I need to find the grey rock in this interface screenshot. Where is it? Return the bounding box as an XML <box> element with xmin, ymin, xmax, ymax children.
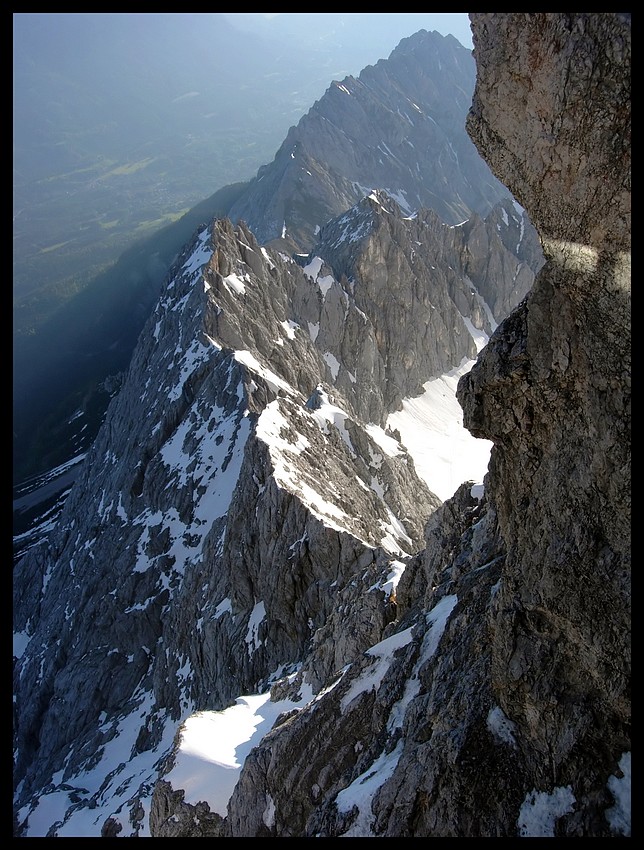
<box><xmin>178</xmin><ymin>13</ymin><xmax>630</xmax><ymax>838</ymax></box>
<box><xmin>16</xmin><ymin>185</ymin><xmax>517</xmax><ymax>833</ymax></box>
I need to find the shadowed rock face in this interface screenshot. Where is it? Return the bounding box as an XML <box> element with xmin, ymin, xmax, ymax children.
<box><xmin>458</xmin><ymin>11</ymin><xmax>630</xmax><ymax>836</ymax></box>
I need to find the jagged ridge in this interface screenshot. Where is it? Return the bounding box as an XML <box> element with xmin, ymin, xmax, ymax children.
<box><xmin>228</xmin><ymin>29</ymin><xmax>510</xmax><ymax>253</ymax></box>
<box><xmin>14</xmin><ymin>15</ymin><xmax>628</xmax><ymax>840</ymax></box>
<box><xmin>14</xmin><ymin>184</ymin><xmax>535</xmax><ymax>833</ymax></box>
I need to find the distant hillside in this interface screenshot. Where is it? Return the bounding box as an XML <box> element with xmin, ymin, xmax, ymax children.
<box><xmin>13</xmin><ymin>181</ymin><xmax>247</xmax><ymax>484</ymax></box>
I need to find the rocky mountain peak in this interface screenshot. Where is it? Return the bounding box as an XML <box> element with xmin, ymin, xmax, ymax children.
<box><xmin>228</xmin><ymin>28</ymin><xmax>510</xmax><ymax>254</ymax></box>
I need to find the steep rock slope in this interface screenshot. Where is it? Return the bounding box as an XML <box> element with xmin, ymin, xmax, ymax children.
<box><xmin>12</xmin><ymin>174</ymin><xmax>538</xmax><ymax>834</ymax></box>
<box><xmin>147</xmin><ymin>13</ymin><xmax>629</xmax><ymax>838</ymax></box>
<box><xmin>15</xmin><ymin>13</ymin><xmax>624</xmax><ymax>838</ymax></box>
<box><xmin>228</xmin><ymin>29</ymin><xmax>510</xmax><ymax>253</ymax></box>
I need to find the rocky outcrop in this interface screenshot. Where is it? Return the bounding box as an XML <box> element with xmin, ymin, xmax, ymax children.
<box><xmin>458</xmin><ymin>11</ymin><xmax>631</xmax><ymax>834</ymax></box>
<box><xmin>228</xmin><ymin>29</ymin><xmax>511</xmax><ymax>253</ymax></box>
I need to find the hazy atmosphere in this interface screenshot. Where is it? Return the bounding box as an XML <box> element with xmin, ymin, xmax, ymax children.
<box><xmin>13</xmin><ymin>13</ymin><xmax>473</xmax><ymax>309</ymax></box>
<box><xmin>13</xmin><ymin>13</ymin><xmax>473</xmax><ymax>488</ymax></box>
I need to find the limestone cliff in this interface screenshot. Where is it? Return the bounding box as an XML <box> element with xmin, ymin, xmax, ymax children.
<box><xmin>458</xmin><ymin>12</ymin><xmax>631</xmax><ymax>834</ymax></box>
<box><xmin>13</xmin><ymin>177</ymin><xmax>536</xmax><ymax>835</ymax></box>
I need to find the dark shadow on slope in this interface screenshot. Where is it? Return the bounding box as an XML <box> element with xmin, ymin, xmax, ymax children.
<box><xmin>13</xmin><ymin>181</ymin><xmax>248</xmax><ymax>485</ymax></box>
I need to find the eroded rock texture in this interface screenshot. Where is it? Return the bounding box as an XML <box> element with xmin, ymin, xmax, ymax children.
<box><xmin>228</xmin><ymin>29</ymin><xmax>510</xmax><ymax>253</ymax></box>
<box><xmin>14</xmin><ymin>175</ymin><xmax>535</xmax><ymax>835</ymax></box>
<box><xmin>458</xmin><ymin>12</ymin><xmax>631</xmax><ymax>834</ymax></box>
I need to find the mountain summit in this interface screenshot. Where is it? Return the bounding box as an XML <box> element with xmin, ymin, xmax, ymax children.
<box><xmin>13</xmin><ymin>25</ymin><xmax>535</xmax><ymax>563</ymax></box>
<box><xmin>228</xmin><ymin>29</ymin><xmax>509</xmax><ymax>253</ymax></box>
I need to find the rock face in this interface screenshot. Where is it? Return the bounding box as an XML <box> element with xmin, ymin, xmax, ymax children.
<box><xmin>299</xmin><ymin>190</ymin><xmax>540</xmax><ymax>421</ymax></box>
<box><xmin>458</xmin><ymin>11</ymin><xmax>631</xmax><ymax>834</ymax></box>
<box><xmin>12</xmin><ymin>13</ymin><xmax>629</xmax><ymax>839</ymax></box>
<box><xmin>228</xmin><ymin>29</ymin><xmax>510</xmax><ymax>253</ymax></box>
<box><xmin>13</xmin><ymin>27</ymin><xmax>524</xmax><ymax>568</ymax></box>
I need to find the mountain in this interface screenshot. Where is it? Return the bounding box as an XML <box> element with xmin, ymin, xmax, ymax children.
<box><xmin>16</xmin><ymin>12</ymin><xmax>434</xmax><ymax>307</ymax></box>
<box><xmin>14</xmin><ymin>15</ymin><xmax>475</xmax><ymax>485</ymax></box>
<box><xmin>13</xmin><ymin>13</ymin><xmax>629</xmax><ymax>838</ymax></box>
<box><xmin>13</xmin><ymin>28</ymin><xmax>538</xmax><ymax>556</ymax></box>
<box><xmin>228</xmin><ymin>28</ymin><xmax>507</xmax><ymax>253</ymax></box>
<box><xmin>12</xmin><ymin>186</ymin><xmax>539</xmax><ymax>837</ymax></box>
<box><xmin>12</xmin><ymin>181</ymin><xmax>249</xmax><ymax>482</ymax></box>
<box><xmin>12</xmin><ymin>14</ymin><xmax>474</xmax><ymax>321</ymax></box>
